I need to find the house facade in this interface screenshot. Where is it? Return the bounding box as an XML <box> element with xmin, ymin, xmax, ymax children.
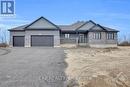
<box><xmin>9</xmin><ymin>16</ymin><xmax>119</xmax><ymax>48</ymax></box>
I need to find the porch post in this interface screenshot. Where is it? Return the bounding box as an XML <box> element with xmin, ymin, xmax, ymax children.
<box><xmin>76</xmin><ymin>31</ymin><xmax>79</xmax><ymax>46</ymax></box>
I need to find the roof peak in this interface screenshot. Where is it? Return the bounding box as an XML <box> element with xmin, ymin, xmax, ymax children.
<box><xmin>24</xmin><ymin>16</ymin><xmax>60</xmax><ymax>29</ymax></box>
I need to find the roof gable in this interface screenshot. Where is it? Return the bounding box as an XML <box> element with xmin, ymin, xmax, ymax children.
<box><xmin>25</xmin><ymin>17</ymin><xmax>59</xmax><ymax>29</ymax></box>
<box><xmin>59</xmin><ymin>21</ymin><xmax>85</xmax><ymax>31</ymax></box>
<box><xmin>77</xmin><ymin>20</ymin><xmax>96</xmax><ymax>31</ymax></box>
<box><xmin>89</xmin><ymin>24</ymin><xmax>106</xmax><ymax>31</ymax></box>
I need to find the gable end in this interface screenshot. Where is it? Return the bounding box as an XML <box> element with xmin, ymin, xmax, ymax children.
<box><xmin>25</xmin><ymin>16</ymin><xmax>60</xmax><ymax>30</ymax></box>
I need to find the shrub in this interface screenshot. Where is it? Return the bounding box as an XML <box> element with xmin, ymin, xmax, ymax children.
<box><xmin>118</xmin><ymin>41</ymin><xmax>130</xmax><ymax>46</ymax></box>
<box><xmin>0</xmin><ymin>43</ymin><xmax>9</xmax><ymax>47</ymax></box>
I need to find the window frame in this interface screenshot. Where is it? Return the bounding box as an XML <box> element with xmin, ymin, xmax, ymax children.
<box><xmin>107</xmin><ymin>32</ymin><xmax>115</xmax><ymax>40</ymax></box>
<box><xmin>93</xmin><ymin>32</ymin><xmax>101</xmax><ymax>40</ymax></box>
<box><xmin>65</xmin><ymin>34</ymin><xmax>70</xmax><ymax>38</ymax></box>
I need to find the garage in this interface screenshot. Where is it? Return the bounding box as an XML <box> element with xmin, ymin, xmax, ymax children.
<box><xmin>31</xmin><ymin>35</ymin><xmax>54</xmax><ymax>47</ymax></box>
<box><xmin>13</xmin><ymin>36</ymin><xmax>25</xmax><ymax>47</ymax></box>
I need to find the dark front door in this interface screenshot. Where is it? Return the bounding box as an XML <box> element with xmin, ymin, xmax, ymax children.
<box><xmin>31</xmin><ymin>35</ymin><xmax>54</xmax><ymax>47</ymax></box>
<box><xmin>13</xmin><ymin>36</ymin><xmax>25</xmax><ymax>47</ymax></box>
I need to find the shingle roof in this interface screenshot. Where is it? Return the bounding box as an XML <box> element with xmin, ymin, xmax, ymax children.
<box><xmin>58</xmin><ymin>25</ymin><xmax>70</xmax><ymax>30</ymax></box>
<box><xmin>89</xmin><ymin>25</ymin><xmax>106</xmax><ymax>31</ymax></box>
<box><xmin>59</xmin><ymin>21</ymin><xmax>118</xmax><ymax>32</ymax></box>
<box><xmin>102</xmin><ymin>26</ymin><xmax>119</xmax><ymax>32</ymax></box>
<box><xmin>9</xmin><ymin>16</ymin><xmax>60</xmax><ymax>31</ymax></box>
<box><xmin>58</xmin><ymin>21</ymin><xmax>85</xmax><ymax>31</ymax></box>
<box><xmin>25</xmin><ymin>16</ymin><xmax>60</xmax><ymax>29</ymax></box>
<box><xmin>87</xmin><ymin>24</ymin><xmax>119</xmax><ymax>32</ymax></box>
<box><xmin>76</xmin><ymin>21</ymin><xmax>95</xmax><ymax>31</ymax></box>
<box><xmin>8</xmin><ymin>24</ymin><xmax>28</xmax><ymax>31</ymax></box>
<box><xmin>9</xmin><ymin>17</ymin><xmax>119</xmax><ymax>32</ymax></box>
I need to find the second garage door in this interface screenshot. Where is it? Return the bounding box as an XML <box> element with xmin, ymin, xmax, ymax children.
<box><xmin>31</xmin><ymin>35</ymin><xmax>54</xmax><ymax>47</ymax></box>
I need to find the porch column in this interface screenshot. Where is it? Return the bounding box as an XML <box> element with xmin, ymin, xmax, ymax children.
<box><xmin>76</xmin><ymin>31</ymin><xmax>79</xmax><ymax>46</ymax></box>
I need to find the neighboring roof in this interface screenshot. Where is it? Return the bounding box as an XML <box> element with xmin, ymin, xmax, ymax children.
<box><xmin>9</xmin><ymin>17</ymin><xmax>119</xmax><ymax>32</ymax></box>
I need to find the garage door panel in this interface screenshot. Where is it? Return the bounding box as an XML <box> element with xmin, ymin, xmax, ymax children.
<box><xmin>31</xmin><ymin>35</ymin><xmax>54</xmax><ymax>46</ymax></box>
<box><xmin>13</xmin><ymin>36</ymin><xmax>25</xmax><ymax>47</ymax></box>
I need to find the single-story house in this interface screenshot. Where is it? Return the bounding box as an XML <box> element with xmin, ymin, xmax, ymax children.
<box><xmin>9</xmin><ymin>16</ymin><xmax>119</xmax><ymax>48</ymax></box>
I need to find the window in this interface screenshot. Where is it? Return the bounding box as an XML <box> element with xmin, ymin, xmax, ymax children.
<box><xmin>65</xmin><ymin>34</ymin><xmax>70</xmax><ymax>38</ymax></box>
<box><xmin>114</xmin><ymin>33</ymin><xmax>117</xmax><ymax>39</ymax></box>
<box><xmin>107</xmin><ymin>33</ymin><xmax>115</xmax><ymax>40</ymax></box>
<box><xmin>93</xmin><ymin>32</ymin><xmax>101</xmax><ymax>39</ymax></box>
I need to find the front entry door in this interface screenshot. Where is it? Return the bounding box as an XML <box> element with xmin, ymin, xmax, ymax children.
<box><xmin>78</xmin><ymin>34</ymin><xmax>86</xmax><ymax>43</ymax></box>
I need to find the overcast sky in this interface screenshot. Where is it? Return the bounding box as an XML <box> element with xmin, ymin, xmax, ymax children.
<box><xmin>0</xmin><ymin>0</ymin><xmax>130</xmax><ymax>39</ymax></box>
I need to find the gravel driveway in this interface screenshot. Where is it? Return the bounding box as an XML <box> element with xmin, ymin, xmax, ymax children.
<box><xmin>0</xmin><ymin>47</ymin><xmax>67</xmax><ymax>87</ymax></box>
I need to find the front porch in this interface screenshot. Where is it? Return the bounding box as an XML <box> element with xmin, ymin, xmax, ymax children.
<box><xmin>60</xmin><ymin>32</ymin><xmax>89</xmax><ymax>46</ymax></box>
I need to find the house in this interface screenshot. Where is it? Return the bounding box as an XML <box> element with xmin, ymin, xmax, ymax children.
<box><xmin>9</xmin><ymin>16</ymin><xmax>119</xmax><ymax>48</ymax></box>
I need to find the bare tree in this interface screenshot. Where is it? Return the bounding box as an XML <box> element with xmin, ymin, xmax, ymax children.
<box><xmin>128</xmin><ymin>33</ymin><xmax>130</xmax><ymax>43</ymax></box>
<box><xmin>123</xmin><ymin>35</ymin><xmax>127</xmax><ymax>41</ymax></box>
<box><xmin>0</xmin><ymin>28</ymin><xmax>1</xmax><ymax>42</ymax></box>
<box><xmin>118</xmin><ymin>37</ymin><xmax>122</xmax><ymax>44</ymax></box>
<box><xmin>0</xmin><ymin>28</ymin><xmax>8</xmax><ymax>43</ymax></box>
<box><xmin>3</xmin><ymin>30</ymin><xmax>7</xmax><ymax>43</ymax></box>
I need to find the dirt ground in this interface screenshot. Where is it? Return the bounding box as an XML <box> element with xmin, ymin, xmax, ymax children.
<box><xmin>64</xmin><ymin>46</ymin><xmax>130</xmax><ymax>87</ymax></box>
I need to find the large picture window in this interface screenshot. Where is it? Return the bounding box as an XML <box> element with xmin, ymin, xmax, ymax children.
<box><xmin>93</xmin><ymin>32</ymin><xmax>101</xmax><ymax>39</ymax></box>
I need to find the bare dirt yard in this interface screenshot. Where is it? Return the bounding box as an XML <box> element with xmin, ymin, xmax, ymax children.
<box><xmin>64</xmin><ymin>46</ymin><xmax>130</xmax><ymax>87</ymax></box>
